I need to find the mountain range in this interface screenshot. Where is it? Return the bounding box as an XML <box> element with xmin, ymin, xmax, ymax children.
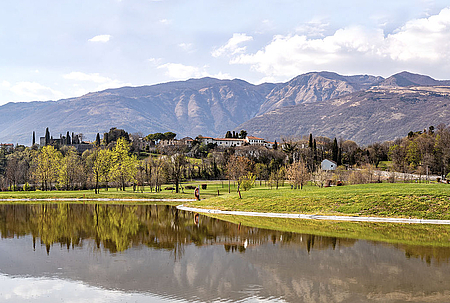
<box><xmin>1</xmin><ymin>71</ymin><xmax>450</xmax><ymax>146</ymax></box>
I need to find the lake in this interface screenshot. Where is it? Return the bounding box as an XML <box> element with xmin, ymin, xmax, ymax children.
<box><xmin>0</xmin><ymin>204</ymin><xmax>449</xmax><ymax>302</ymax></box>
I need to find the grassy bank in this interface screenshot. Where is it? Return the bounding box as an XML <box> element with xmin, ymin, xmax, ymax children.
<box><xmin>3</xmin><ymin>182</ymin><xmax>450</xmax><ymax>220</ymax></box>
<box><xmin>206</xmin><ymin>214</ymin><xmax>450</xmax><ymax>247</ymax></box>
<box><xmin>188</xmin><ymin>182</ymin><xmax>450</xmax><ymax>220</ymax></box>
<box><xmin>0</xmin><ymin>180</ymin><xmax>230</xmax><ymax>201</ymax></box>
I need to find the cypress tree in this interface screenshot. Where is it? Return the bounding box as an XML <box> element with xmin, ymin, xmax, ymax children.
<box><xmin>332</xmin><ymin>138</ymin><xmax>338</xmax><ymax>163</ymax></box>
<box><xmin>66</xmin><ymin>131</ymin><xmax>71</xmax><ymax>145</ymax></box>
<box><xmin>45</xmin><ymin>128</ymin><xmax>50</xmax><ymax>145</ymax></box>
<box><xmin>273</xmin><ymin>140</ymin><xmax>278</xmax><ymax>150</ymax></box>
<box><xmin>309</xmin><ymin>133</ymin><xmax>313</xmax><ymax>150</ymax></box>
<box><xmin>32</xmin><ymin>131</ymin><xmax>36</xmax><ymax>146</ymax></box>
<box><xmin>95</xmin><ymin>133</ymin><xmax>101</xmax><ymax>146</ymax></box>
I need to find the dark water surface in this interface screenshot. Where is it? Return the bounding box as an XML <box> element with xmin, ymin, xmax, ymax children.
<box><xmin>0</xmin><ymin>204</ymin><xmax>449</xmax><ymax>302</ymax></box>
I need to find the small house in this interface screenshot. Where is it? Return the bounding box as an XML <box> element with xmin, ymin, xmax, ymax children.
<box><xmin>321</xmin><ymin>159</ymin><xmax>337</xmax><ymax>171</ymax></box>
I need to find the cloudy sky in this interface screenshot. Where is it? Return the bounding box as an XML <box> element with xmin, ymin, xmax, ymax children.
<box><xmin>0</xmin><ymin>0</ymin><xmax>449</xmax><ymax>105</ymax></box>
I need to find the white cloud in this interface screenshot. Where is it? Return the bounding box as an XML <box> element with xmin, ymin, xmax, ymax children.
<box><xmin>147</xmin><ymin>57</ymin><xmax>163</xmax><ymax>65</ymax></box>
<box><xmin>63</xmin><ymin>72</ymin><xmax>130</xmax><ymax>91</ymax></box>
<box><xmin>295</xmin><ymin>19</ymin><xmax>330</xmax><ymax>37</ymax></box>
<box><xmin>159</xmin><ymin>19</ymin><xmax>171</xmax><ymax>25</ymax></box>
<box><xmin>383</xmin><ymin>7</ymin><xmax>450</xmax><ymax>61</ymax></box>
<box><xmin>157</xmin><ymin>63</ymin><xmax>231</xmax><ymax>80</ymax></box>
<box><xmin>227</xmin><ymin>7</ymin><xmax>450</xmax><ymax>80</ymax></box>
<box><xmin>9</xmin><ymin>82</ymin><xmax>65</xmax><ymax>101</ymax></box>
<box><xmin>212</xmin><ymin>33</ymin><xmax>253</xmax><ymax>58</ymax></box>
<box><xmin>88</xmin><ymin>34</ymin><xmax>112</xmax><ymax>42</ymax></box>
<box><xmin>158</xmin><ymin>63</ymin><xmax>205</xmax><ymax>79</ymax></box>
<box><xmin>178</xmin><ymin>43</ymin><xmax>194</xmax><ymax>52</ymax></box>
<box><xmin>64</xmin><ymin>72</ymin><xmax>113</xmax><ymax>83</ymax></box>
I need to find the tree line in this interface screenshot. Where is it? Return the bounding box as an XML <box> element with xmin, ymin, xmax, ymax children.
<box><xmin>1</xmin><ymin>124</ymin><xmax>450</xmax><ymax>192</ymax></box>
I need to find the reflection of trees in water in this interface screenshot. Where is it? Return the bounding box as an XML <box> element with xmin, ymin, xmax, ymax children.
<box><xmin>1</xmin><ymin>204</ymin><xmax>447</xmax><ymax>264</ymax></box>
<box><xmin>401</xmin><ymin>244</ymin><xmax>450</xmax><ymax>266</ymax></box>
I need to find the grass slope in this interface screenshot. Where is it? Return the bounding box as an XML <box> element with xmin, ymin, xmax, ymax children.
<box><xmin>188</xmin><ymin>182</ymin><xmax>450</xmax><ymax>220</ymax></box>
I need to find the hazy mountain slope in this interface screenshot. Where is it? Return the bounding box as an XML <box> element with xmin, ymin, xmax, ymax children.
<box><xmin>238</xmin><ymin>86</ymin><xmax>450</xmax><ymax>145</ymax></box>
<box><xmin>2</xmin><ymin>71</ymin><xmax>450</xmax><ymax>146</ymax></box>
<box><xmin>0</xmin><ymin>78</ymin><xmax>273</xmax><ymax>144</ymax></box>
<box><xmin>257</xmin><ymin>72</ymin><xmax>383</xmax><ymax>115</ymax></box>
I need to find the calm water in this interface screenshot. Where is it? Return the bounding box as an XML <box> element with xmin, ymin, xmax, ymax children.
<box><xmin>0</xmin><ymin>204</ymin><xmax>449</xmax><ymax>302</ymax></box>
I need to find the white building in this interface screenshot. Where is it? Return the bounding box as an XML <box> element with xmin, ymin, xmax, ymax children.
<box><xmin>214</xmin><ymin>138</ymin><xmax>245</xmax><ymax>147</ymax></box>
<box><xmin>197</xmin><ymin>135</ymin><xmax>274</xmax><ymax>148</ymax></box>
<box><xmin>321</xmin><ymin>159</ymin><xmax>337</xmax><ymax>171</ymax></box>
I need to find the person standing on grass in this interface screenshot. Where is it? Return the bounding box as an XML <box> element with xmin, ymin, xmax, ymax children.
<box><xmin>195</xmin><ymin>186</ymin><xmax>200</xmax><ymax>200</ymax></box>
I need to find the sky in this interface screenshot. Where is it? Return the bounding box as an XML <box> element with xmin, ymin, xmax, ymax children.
<box><xmin>0</xmin><ymin>0</ymin><xmax>450</xmax><ymax>106</ymax></box>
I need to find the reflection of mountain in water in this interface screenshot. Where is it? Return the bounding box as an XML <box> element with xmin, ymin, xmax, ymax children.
<box><xmin>0</xmin><ymin>204</ymin><xmax>354</xmax><ymax>256</ymax></box>
<box><xmin>1</xmin><ymin>204</ymin><xmax>450</xmax><ymax>302</ymax></box>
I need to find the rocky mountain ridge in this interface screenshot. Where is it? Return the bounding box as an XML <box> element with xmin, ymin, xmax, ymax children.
<box><xmin>0</xmin><ymin>71</ymin><xmax>449</xmax><ymax>145</ymax></box>
<box><xmin>237</xmin><ymin>85</ymin><xmax>450</xmax><ymax>145</ymax></box>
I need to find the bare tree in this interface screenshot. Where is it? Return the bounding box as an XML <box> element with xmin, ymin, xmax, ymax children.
<box><xmin>286</xmin><ymin>160</ymin><xmax>310</xmax><ymax>189</ymax></box>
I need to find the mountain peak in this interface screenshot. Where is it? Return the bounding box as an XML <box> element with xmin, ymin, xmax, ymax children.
<box><xmin>379</xmin><ymin>71</ymin><xmax>450</xmax><ymax>87</ymax></box>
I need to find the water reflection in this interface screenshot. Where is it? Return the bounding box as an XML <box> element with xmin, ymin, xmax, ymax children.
<box><xmin>0</xmin><ymin>204</ymin><xmax>449</xmax><ymax>302</ymax></box>
<box><xmin>0</xmin><ymin>204</ymin><xmax>355</xmax><ymax>256</ymax></box>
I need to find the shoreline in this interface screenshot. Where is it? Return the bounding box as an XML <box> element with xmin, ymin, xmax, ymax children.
<box><xmin>0</xmin><ymin>198</ymin><xmax>196</xmax><ymax>202</ymax></box>
<box><xmin>2</xmin><ymin>196</ymin><xmax>450</xmax><ymax>225</ymax></box>
<box><xmin>177</xmin><ymin>205</ymin><xmax>450</xmax><ymax>225</ymax></box>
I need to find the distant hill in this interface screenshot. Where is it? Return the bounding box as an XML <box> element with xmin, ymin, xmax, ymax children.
<box><xmin>378</xmin><ymin>71</ymin><xmax>450</xmax><ymax>87</ymax></box>
<box><xmin>237</xmin><ymin>86</ymin><xmax>450</xmax><ymax>145</ymax></box>
<box><xmin>0</xmin><ymin>78</ymin><xmax>275</xmax><ymax>145</ymax></box>
<box><xmin>1</xmin><ymin>71</ymin><xmax>450</xmax><ymax>146</ymax></box>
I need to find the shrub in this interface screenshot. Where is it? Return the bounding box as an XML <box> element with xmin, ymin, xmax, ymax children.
<box><xmin>239</xmin><ymin>172</ymin><xmax>256</xmax><ymax>191</ymax></box>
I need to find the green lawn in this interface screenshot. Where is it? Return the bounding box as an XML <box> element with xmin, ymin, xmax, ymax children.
<box><xmin>0</xmin><ymin>180</ymin><xmax>231</xmax><ymax>201</ymax></box>
<box><xmin>188</xmin><ymin>182</ymin><xmax>450</xmax><ymax>220</ymax></box>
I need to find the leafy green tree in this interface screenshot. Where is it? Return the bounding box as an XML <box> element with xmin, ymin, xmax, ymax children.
<box><xmin>109</xmin><ymin>138</ymin><xmax>137</xmax><ymax>191</ymax></box>
<box><xmin>86</xmin><ymin>148</ymin><xmax>113</xmax><ymax>193</ymax></box>
<box><xmin>33</xmin><ymin>145</ymin><xmax>62</xmax><ymax>190</ymax></box>
<box><xmin>58</xmin><ymin>147</ymin><xmax>82</xmax><ymax>190</ymax></box>
<box><xmin>239</xmin><ymin>130</ymin><xmax>247</xmax><ymax>139</ymax></box>
<box><xmin>239</xmin><ymin>172</ymin><xmax>256</xmax><ymax>191</ymax></box>
<box><xmin>163</xmin><ymin>132</ymin><xmax>177</xmax><ymax>140</ymax></box>
<box><xmin>105</xmin><ymin>127</ymin><xmax>130</xmax><ymax>144</ymax></box>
